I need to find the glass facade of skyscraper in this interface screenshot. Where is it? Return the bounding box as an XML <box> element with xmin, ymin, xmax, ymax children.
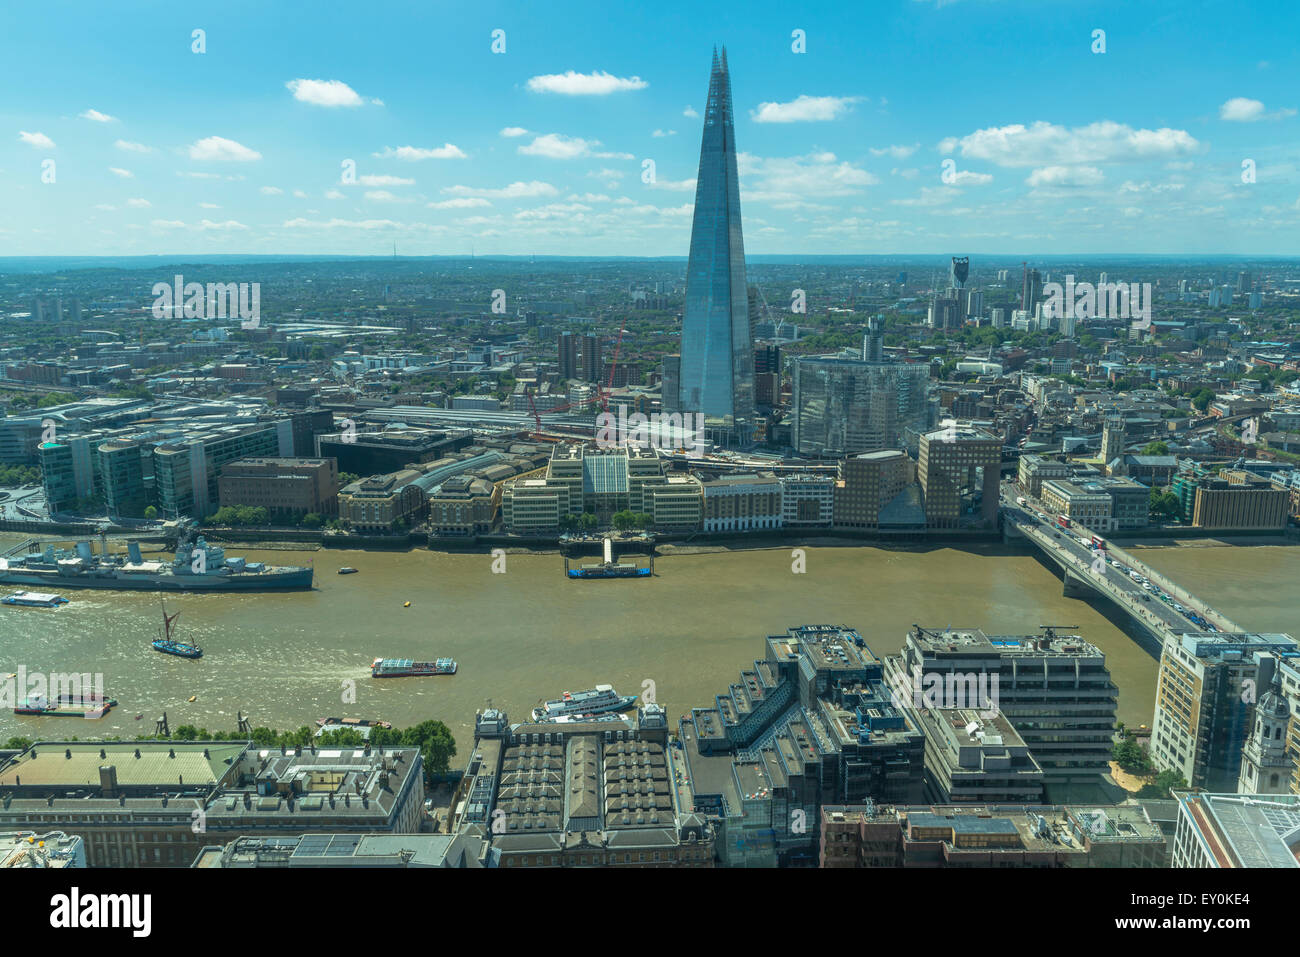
<box><xmin>678</xmin><ymin>48</ymin><xmax>754</xmax><ymax>439</ymax></box>
<box><xmin>791</xmin><ymin>358</ymin><xmax>932</xmax><ymax>457</ymax></box>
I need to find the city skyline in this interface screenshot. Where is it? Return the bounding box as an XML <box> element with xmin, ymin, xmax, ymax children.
<box><xmin>1</xmin><ymin>0</ymin><xmax>1298</xmax><ymax>258</ymax></box>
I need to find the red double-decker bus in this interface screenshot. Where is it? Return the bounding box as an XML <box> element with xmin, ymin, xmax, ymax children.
<box><xmin>1055</xmin><ymin>515</ymin><xmax>1070</xmax><ymax>529</ymax></box>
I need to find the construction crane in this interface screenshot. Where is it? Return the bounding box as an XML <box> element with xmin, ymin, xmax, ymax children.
<box><xmin>525</xmin><ymin>315</ymin><xmax>630</xmax><ymax>435</ymax></box>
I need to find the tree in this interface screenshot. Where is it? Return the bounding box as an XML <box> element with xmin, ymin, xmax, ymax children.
<box><xmin>1113</xmin><ymin>736</ymin><xmax>1153</xmax><ymax>775</ymax></box>
<box><xmin>144</xmin><ymin>505</ymin><xmax>158</xmax><ymax>520</ymax></box>
<box><xmin>300</xmin><ymin>512</ymin><xmax>323</xmax><ymax>529</ymax></box>
<box><xmin>1137</xmin><ymin>769</ymin><xmax>1188</xmax><ymax>799</ymax></box>
<box><xmin>1140</xmin><ymin>441</ymin><xmax>1169</xmax><ymax>456</ymax></box>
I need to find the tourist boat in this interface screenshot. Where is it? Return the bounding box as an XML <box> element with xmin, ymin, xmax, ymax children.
<box><xmin>531</xmin><ymin>684</ymin><xmax>638</xmax><ymax>723</ymax></box>
<box><xmin>370</xmin><ymin>657</ymin><xmax>456</xmax><ymax>678</ymax></box>
<box><xmin>14</xmin><ymin>693</ymin><xmax>117</xmax><ymax>718</ymax></box>
<box><xmin>2</xmin><ymin>591</ymin><xmax>69</xmax><ymax>608</ymax></box>
<box><xmin>316</xmin><ymin>716</ymin><xmax>393</xmax><ymax>729</ymax></box>
<box><xmin>151</xmin><ymin>605</ymin><xmax>203</xmax><ymax>659</ymax></box>
<box><xmin>337</xmin><ymin>567</ymin><xmax>359</xmax><ymax>575</ymax></box>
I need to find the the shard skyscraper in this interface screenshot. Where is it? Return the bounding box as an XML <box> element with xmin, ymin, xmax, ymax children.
<box><xmin>678</xmin><ymin>47</ymin><xmax>754</xmax><ymax>445</ymax></box>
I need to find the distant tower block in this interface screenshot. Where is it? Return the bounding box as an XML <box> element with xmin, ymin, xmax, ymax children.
<box><xmin>950</xmin><ymin>256</ymin><xmax>969</xmax><ymax>289</ymax></box>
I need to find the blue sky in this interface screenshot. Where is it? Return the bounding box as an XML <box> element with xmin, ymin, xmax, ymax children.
<box><xmin>2</xmin><ymin>0</ymin><xmax>1298</xmax><ymax>256</ymax></box>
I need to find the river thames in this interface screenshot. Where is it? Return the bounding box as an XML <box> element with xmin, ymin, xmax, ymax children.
<box><xmin>2</xmin><ymin>538</ymin><xmax>1297</xmax><ymax>754</ymax></box>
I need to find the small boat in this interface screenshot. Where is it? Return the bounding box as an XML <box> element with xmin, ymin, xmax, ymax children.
<box><xmin>371</xmin><ymin>657</ymin><xmax>456</xmax><ymax>678</ymax></box>
<box><xmin>337</xmin><ymin>567</ymin><xmax>359</xmax><ymax>575</ymax></box>
<box><xmin>3</xmin><ymin>591</ymin><xmax>69</xmax><ymax>608</ymax></box>
<box><xmin>135</xmin><ymin>713</ymin><xmax>143</xmax><ymax>720</ymax></box>
<box><xmin>14</xmin><ymin>693</ymin><xmax>117</xmax><ymax>718</ymax></box>
<box><xmin>151</xmin><ymin>603</ymin><xmax>203</xmax><ymax>659</ymax></box>
<box><xmin>316</xmin><ymin>716</ymin><xmax>393</xmax><ymax>729</ymax></box>
<box><xmin>531</xmin><ymin>684</ymin><xmax>638</xmax><ymax>722</ymax></box>
<box><xmin>187</xmin><ymin>695</ymin><xmax>197</xmax><ymax>702</ymax></box>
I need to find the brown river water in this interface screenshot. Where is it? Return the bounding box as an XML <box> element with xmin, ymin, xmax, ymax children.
<box><xmin>2</xmin><ymin>536</ymin><xmax>1297</xmax><ymax>757</ymax></box>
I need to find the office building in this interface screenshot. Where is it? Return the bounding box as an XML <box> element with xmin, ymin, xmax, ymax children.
<box><xmin>790</xmin><ymin>357</ymin><xmax>931</xmax><ymax>457</ymax></box>
<box><xmin>1171</xmin><ymin>791</ymin><xmax>1300</xmax><ymax>867</ymax></box>
<box><xmin>918</xmin><ymin>425</ymin><xmax>1002</xmax><ymax>529</ymax></box>
<box><xmin>0</xmin><ymin>741</ymin><xmax>424</xmax><ymax>868</ymax></box>
<box><xmin>890</xmin><ymin>625</ymin><xmax>1119</xmax><ymax>786</ymax></box>
<box><xmin>194</xmin><ymin>833</ymin><xmax>486</xmax><ymax>868</ymax></box>
<box><xmin>217</xmin><ymin>457</ymin><xmax>339</xmax><ymax>520</ymax></box>
<box><xmin>700</xmin><ymin>472</ymin><xmax>782</xmax><ymax>532</ymax></box>
<box><xmin>453</xmin><ymin>706</ymin><xmax>714</xmax><ymax>868</ymax></box>
<box><xmin>677</xmin><ymin>48</ymin><xmax>755</xmax><ymax>443</ymax></box>
<box><xmin>1150</xmin><ymin>632</ymin><xmax>1297</xmax><ymax>791</ymax></box>
<box><xmin>832</xmin><ymin>450</ymin><xmax>924</xmax><ymax>531</ymax></box>
<box><xmin>679</xmin><ymin>625</ymin><xmax>926</xmax><ymax>866</ymax></box>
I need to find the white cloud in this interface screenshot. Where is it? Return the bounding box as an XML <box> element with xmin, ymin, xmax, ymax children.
<box><xmin>518</xmin><ymin>133</ymin><xmax>630</xmax><ymax>160</ymax></box>
<box><xmin>281</xmin><ymin>217</ymin><xmax>405</xmax><ymax>230</ymax></box>
<box><xmin>126</xmin><ymin>198</ymin><xmax>151</xmax><ymax>208</ymax></box>
<box><xmin>324</xmin><ymin>189</ymin><xmax>345</xmax><ymax>200</ymax></box>
<box><xmin>199</xmin><ymin>219</ymin><xmax>249</xmax><ymax>230</ymax></box>
<box><xmin>260</xmin><ymin>186</ymin><xmax>283</xmax><ymax>195</ymax></box>
<box><xmin>150</xmin><ymin>219</ymin><xmax>186</xmax><ymax>229</ymax></box>
<box><xmin>188</xmin><ymin>136</ymin><xmax>262</xmax><ymax>161</ymax></box>
<box><xmin>356</xmin><ymin>174</ymin><xmax>415</xmax><ymax>186</ymax></box>
<box><xmin>939</xmin><ymin>120</ymin><xmax>1199</xmax><ymax>167</ymax></box>
<box><xmin>742</xmin><ymin>150</ymin><xmax>878</xmax><ymax>201</ymax></box>
<box><xmin>93</xmin><ymin>204</ymin><xmax>116</xmax><ymax>211</ymax></box>
<box><xmin>649</xmin><ymin>178</ymin><xmax>696</xmax><ymax>192</ymax></box>
<box><xmin>526</xmin><ymin>71</ymin><xmax>648</xmax><ymax>95</ymax></box>
<box><xmin>1219</xmin><ymin>96</ymin><xmax>1295</xmax><ymax>122</ymax></box>
<box><xmin>683</xmin><ymin>106</ymin><xmax>699</xmax><ymax>118</ymax></box>
<box><xmin>948</xmin><ymin>169</ymin><xmax>994</xmax><ymax>185</ymax></box>
<box><xmin>80</xmin><ymin>109</ymin><xmax>116</xmax><ymax>123</ymax></box>
<box><xmin>199</xmin><ymin>202</ymin><xmax>221</xmax><ymax>209</ymax></box>
<box><xmin>499</xmin><ymin>127</ymin><xmax>529</xmax><ymax>138</ymax></box>
<box><xmin>652</xmin><ymin>129</ymin><xmax>676</xmax><ymax>138</ymax></box>
<box><xmin>18</xmin><ymin>131</ymin><xmax>54</xmax><ymax>149</ymax></box>
<box><xmin>751</xmin><ymin>95</ymin><xmax>861</xmax><ymax>123</ymax></box>
<box><xmin>869</xmin><ymin>143</ymin><xmax>919</xmax><ymax>159</ymax></box>
<box><xmin>286</xmin><ymin>78</ymin><xmax>382</xmax><ymax>107</ymax></box>
<box><xmin>293</xmin><ymin>189</ymin><xmax>307</xmax><ymax>198</ymax></box>
<box><xmin>427</xmin><ymin>197</ymin><xmax>492</xmax><ymax>209</ymax></box>
<box><xmin>115</xmin><ymin>139</ymin><xmax>152</xmax><ymax>153</ymax></box>
<box><xmin>1026</xmin><ymin>165</ymin><xmax>1104</xmax><ymax>187</ymax></box>
<box><xmin>373</xmin><ymin>144</ymin><xmax>466</xmax><ymax>160</ymax></box>
<box><xmin>109</xmin><ymin>167</ymin><xmax>133</xmax><ymax>178</ymax></box>
<box><xmin>441</xmin><ymin>181</ymin><xmax>559</xmax><ymax>199</ymax></box>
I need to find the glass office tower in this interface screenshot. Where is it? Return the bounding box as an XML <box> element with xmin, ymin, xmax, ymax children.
<box><xmin>678</xmin><ymin>47</ymin><xmax>754</xmax><ymax>445</ymax></box>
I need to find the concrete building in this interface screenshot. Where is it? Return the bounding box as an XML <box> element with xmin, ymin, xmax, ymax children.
<box><xmin>918</xmin><ymin>425</ymin><xmax>1002</xmax><ymax>529</ymax></box>
<box><xmin>0</xmin><ymin>830</ymin><xmax>85</xmax><ymax>868</ymax></box>
<box><xmin>0</xmin><ymin>741</ymin><xmax>424</xmax><ymax>868</ymax></box>
<box><xmin>217</xmin><ymin>457</ymin><xmax>339</xmax><ymax>520</ymax></box>
<box><xmin>1150</xmin><ymin>632</ymin><xmax>1297</xmax><ymax>791</ymax></box>
<box><xmin>832</xmin><ymin>450</ymin><xmax>922</xmax><ymax>531</ymax></box>
<box><xmin>891</xmin><ymin>625</ymin><xmax>1118</xmax><ymax>787</ymax></box>
<box><xmin>316</xmin><ymin>428</ymin><xmax>472</xmax><ymax>477</ymax></box>
<box><xmin>1192</xmin><ymin>473</ymin><xmax>1290</xmax><ymax>530</ymax></box>
<box><xmin>426</xmin><ymin>474</ymin><xmax>499</xmax><ymax>536</ymax></box>
<box><xmin>194</xmin><ymin>832</ymin><xmax>486</xmax><ymax>868</ymax></box>
<box><xmin>338</xmin><ymin>469</ymin><xmax>427</xmax><ymax>532</ymax></box>
<box><xmin>821</xmin><ymin>802</ymin><xmax>1166</xmax><ymax>868</ymax></box>
<box><xmin>453</xmin><ymin>706</ymin><xmax>714</xmax><ymax>868</ymax></box>
<box><xmin>700</xmin><ymin>472</ymin><xmax>782</xmax><ymax>532</ymax></box>
<box><xmin>1041</xmin><ymin>479</ymin><xmax>1114</xmax><ymax>531</ymax></box>
<box><xmin>500</xmin><ymin>444</ymin><xmax>675</xmax><ymax>532</ymax></box>
<box><xmin>778</xmin><ymin>473</ymin><xmax>835</xmax><ymax>527</ymax></box>
<box><xmin>678</xmin><ymin>625</ymin><xmax>926</xmax><ymax>866</ymax></box>
<box><xmin>911</xmin><ymin>708</ymin><xmax>1045</xmax><ymax>804</ymax></box>
<box><xmin>1171</xmin><ymin>791</ymin><xmax>1300</xmax><ymax>867</ymax></box>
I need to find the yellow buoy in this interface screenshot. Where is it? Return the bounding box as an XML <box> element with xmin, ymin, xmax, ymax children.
<box><xmin>404</xmin><ymin>601</ymin><xmax>411</xmax><ymax>608</ymax></box>
<box><xmin>187</xmin><ymin>695</ymin><xmax>197</xmax><ymax>703</ymax></box>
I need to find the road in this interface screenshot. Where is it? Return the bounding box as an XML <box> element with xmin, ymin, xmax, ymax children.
<box><xmin>999</xmin><ymin>482</ymin><xmax>1242</xmax><ymax>641</ymax></box>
